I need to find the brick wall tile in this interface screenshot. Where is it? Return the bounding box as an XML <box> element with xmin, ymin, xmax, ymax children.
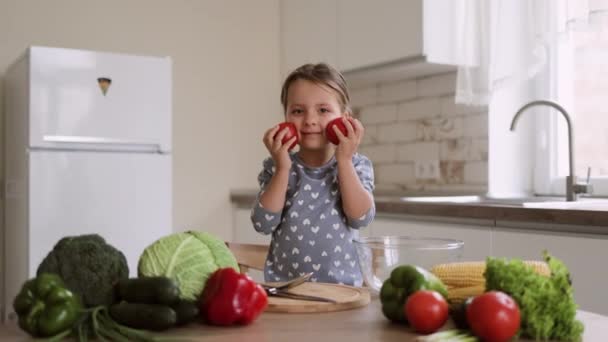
<box><xmin>352</xmin><ymin>72</ymin><xmax>491</xmax><ymax>191</ymax></box>
<box><xmin>416</xmin><ymin>117</ymin><xmax>464</xmax><ymax>141</ymax></box>
<box><xmin>417</xmin><ymin>73</ymin><xmax>457</xmax><ymax>97</ymax></box>
<box><xmin>377</xmin><ymin>122</ymin><xmax>417</xmax><ymax>143</ymax></box>
<box><xmin>361</xmin><ymin>125</ymin><xmax>378</xmax><ymax>146</ymax></box>
<box><xmin>350</xmin><ymin>86</ymin><xmax>377</xmax><ymax>108</ymax></box>
<box><xmin>440</xmin><ymin>160</ymin><xmax>465</xmax><ymax>184</ymax></box>
<box><xmin>463</xmin><ymin>114</ymin><xmax>488</xmax><ymax>138</ymax></box>
<box><xmin>360</xmin><ymin>144</ymin><xmax>396</xmax><ymax>164</ymax></box>
<box><xmin>440</xmin><ymin>138</ymin><xmax>470</xmax><ymax>160</ymax></box>
<box><xmin>440</xmin><ymin>95</ymin><xmax>487</xmax><ymax>116</ymax></box>
<box><xmin>464</xmin><ymin>161</ymin><xmax>488</xmax><ymax>184</ymax></box>
<box><xmin>376</xmin><ymin>163</ymin><xmax>415</xmax><ymax>184</ymax></box>
<box><xmin>439</xmin><ymin>138</ymin><xmax>488</xmax><ymax>161</ymax></box>
<box><xmin>397</xmin><ymin>142</ymin><xmax>440</xmax><ymax>162</ymax></box>
<box><xmin>469</xmin><ymin>138</ymin><xmax>488</xmax><ymax>161</ymax></box>
<box><xmin>359</xmin><ymin>104</ymin><xmax>398</xmax><ymax>125</ymax></box>
<box><xmin>377</xmin><ymin>79</ymin><xmax>417</xmax><ymax>103</ymax></box>
<box><xmin>398</xmin><ymin>97</ymin><xmax>441</xmax><ymax>120</ymax></box>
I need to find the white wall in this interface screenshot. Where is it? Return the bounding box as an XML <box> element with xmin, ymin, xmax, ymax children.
<box><xmin>0</xmin><ymin>0</ymin><xmax>280</xmax><ymax>283</ymax></box>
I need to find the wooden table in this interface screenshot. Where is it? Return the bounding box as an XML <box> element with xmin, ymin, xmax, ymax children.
<box><xmin>2</xmin><ymin>299</ymin><xmax>608</xmax><ymax>341</ymax></box>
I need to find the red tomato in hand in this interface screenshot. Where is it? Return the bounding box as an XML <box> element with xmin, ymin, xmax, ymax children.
<box><xmin>325</xmin><ymin>117</ymin><xmax>351</xmax><ymax>145</ymax></box>
<box><xmin>275</xmin><ymin>122</ymin><xmax>299</xmax><ymax>150</ymax></box>
<box><xmin>466</xmin><ymin>291</ymin><xmax>520</xmax><ymax>342</ymax></box>
<box><xmin>405</xmin><ymin>290</ymin><xmax>449</xmax><ymax>334</ymax></box>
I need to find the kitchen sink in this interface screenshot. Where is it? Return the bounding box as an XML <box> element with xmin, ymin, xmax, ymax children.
<box><xmin>399</xmin><ymin>195</ymin><xmax>608</xmax><ymax>209</ymax></box>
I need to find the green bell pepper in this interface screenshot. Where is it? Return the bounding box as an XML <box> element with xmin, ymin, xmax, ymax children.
<box><xmin>380</xmin><ymin>265</ymin><xmax>448</xmax><ymax>323</ymax></box>
<box><xmin>13</xmin><ymin>273</ymin><xmax>82</xmax><ymax>337</ymax></box>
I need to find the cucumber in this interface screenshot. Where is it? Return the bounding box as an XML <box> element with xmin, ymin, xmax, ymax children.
<box><xmin>109</xmin><ymin>302</ymin><xmax>177</xmax><ymax>331</ymax></box>
<box><xmin>116</xmin><ymin>277</ymin><xmax>180</xmax><ymax>305</ymax></box>
<box><xmin>172</xmin><ymin>300</ymin><xmax>200</xmax><ymax>326</ymax></box>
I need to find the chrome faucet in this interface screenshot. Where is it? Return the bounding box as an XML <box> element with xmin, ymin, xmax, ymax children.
<box><xmin>510</xmin><ymin>100</ymin><xmax>592</xmax><ymax>201</ymax></box>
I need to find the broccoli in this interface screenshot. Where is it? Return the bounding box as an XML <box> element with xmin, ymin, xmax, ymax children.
<box><xmin>37</xmin><ymin>234</ymin><xmax>129</xmax><ymax>307</ymax></box>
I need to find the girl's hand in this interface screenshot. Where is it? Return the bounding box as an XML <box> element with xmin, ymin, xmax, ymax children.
<box><xmin>263</xmin><ymin>124</ymin><xmax>296</xmax><ymax>172</ymax></box>
<box><xmin>333</xmin><ymin>117</ymin><xmax>364</xmax><ymax>163</ymax></box>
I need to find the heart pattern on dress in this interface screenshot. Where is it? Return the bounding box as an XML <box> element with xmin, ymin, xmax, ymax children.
<box><xmin>256</xmin><ymin>155</ymin><xmax>373</xmax><ymax>285</ymax></box>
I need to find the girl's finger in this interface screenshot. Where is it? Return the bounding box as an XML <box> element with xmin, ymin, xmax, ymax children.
<box><xmin>276</xmin><ymin>126</ymin><xmax>290</xmax><ymax>141</ymax></box>
<box><xmin>265</xmin><ymin>125</ymin><xmax>280</xmax><ymax>138</ymax></box>
<box><xmin>264</xmin><ymin>125</ymin><xmax>280</xmax><ymax>145</ymax></box>
<box><xmin>280</xmin><ymin>136</ymin><xmax>297</xmax><ymax>153</ymax></box>
<box><xmin>272</xmin><ymin>128</ymin><xmax>289</xmax><ymax>150</ymax></box>
<box><xmin>333</xmin><ymin>124</ymin><xmax>347</xmax><ymax>142</ymax></box>
<box><xmin>344</xmin><ymin>117</ymin><xmax>356</xmax><ymax>137</ymax></box>
<box><xmin>352</xmin><ymin>118</ymin><xmax>364</xmax><ymax>132</ymax></box>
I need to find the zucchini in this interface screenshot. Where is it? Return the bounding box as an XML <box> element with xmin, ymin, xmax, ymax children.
<box><xmin>116</xmin><ymin>277</ymin><xmax>180</xmax><ymax>305</ymax></box>
<box><xmin>172</xmin><ymin>300</ymin><xmax>200</xmax><ymax>326</ymax></box>
<box><xmin>109</xmin><ymin>302</ymin><xmax>177</xmax><ymax>331</ymax></box>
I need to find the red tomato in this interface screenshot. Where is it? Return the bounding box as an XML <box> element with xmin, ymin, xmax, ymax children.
<box><xmin>325</xmin><ymin>117</ymin><xmax>351</xmax><ymax>145</ymax></box>
<box><xmin>405</xmin><ymin>290</ymin><xmax>449</xmax><ymax>334</ymax></box>
<box><xmin>466</xmin><ymin>291</ymin><xmax>521</xmax><ymax>342</ymax></box>
<box><xmin>275</xmin><ymin>122</ymin><xmax>299</xmax><ymax>150</ymax></box>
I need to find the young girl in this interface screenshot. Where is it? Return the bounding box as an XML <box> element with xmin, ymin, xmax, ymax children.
<box><xmin>250</xmin><ymin>63</ymin><xmax>375</xmax><ymax>286</ymax></box>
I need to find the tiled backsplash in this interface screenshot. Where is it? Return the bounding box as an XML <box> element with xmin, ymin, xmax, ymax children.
<box><xmin>350</xmin><ymin>72</ymin><xmax>489</xmax><ymax>194</ymax></box>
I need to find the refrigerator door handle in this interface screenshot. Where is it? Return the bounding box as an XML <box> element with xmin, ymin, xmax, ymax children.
<box><xmin>42</xmin><ymin>135</ymin><xmax>166</xmax><ymax>153</ymax></box>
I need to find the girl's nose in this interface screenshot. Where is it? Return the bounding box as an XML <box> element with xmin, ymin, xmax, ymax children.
<box><xmin>303</xmin><ymin>113</ymin><xmax>318</xmax><ymax>126</ymax></box>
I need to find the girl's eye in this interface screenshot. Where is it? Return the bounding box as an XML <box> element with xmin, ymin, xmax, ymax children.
<box><xmin>291</xmin><ymin>109</ymin><xmax>303</xmax><ymax>114</ymax></box>
<box><xmin>320</xmin><ymin>108</ymin><xmax>330</xmax><ymax>113</ymax></box>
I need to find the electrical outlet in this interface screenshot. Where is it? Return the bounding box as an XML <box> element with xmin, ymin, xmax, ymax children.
<box><xmin>414</xmin><ymin>160</ymin><xmax>440</xmax><ymax>180</ymax></box>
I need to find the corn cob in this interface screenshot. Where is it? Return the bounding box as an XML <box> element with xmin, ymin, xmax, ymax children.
<box><xmin>445</xmin><ymin>284</ymin><xmax>485</xmax><ymax>305</ymax></box>
<box><xmin>431</xmin><ymin>260</ymin><xmax>551</xmax><ymax>303</ymax></box>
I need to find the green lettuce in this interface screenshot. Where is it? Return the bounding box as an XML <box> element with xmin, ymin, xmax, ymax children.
<box><xmin>138</xmin><ymin>231</ymin><xmax>239</xmax><ymax>300</ymax></box>
<box><xmin>485</xmin><ymin>251</ymin><xmax>583</xmax><ymax>341</ymax></box>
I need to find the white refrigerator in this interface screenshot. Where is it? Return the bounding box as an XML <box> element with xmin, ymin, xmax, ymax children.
<box><xmin>2</xmin><ymin>46</ymin><xmax>173</xmax><ymax>321</ymax></box>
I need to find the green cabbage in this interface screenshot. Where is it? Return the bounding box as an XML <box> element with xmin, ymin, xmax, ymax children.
<box><xmin>137</xmin><ymin>231</ymin><xmax>239</xmax><ymax>300</ymax></box>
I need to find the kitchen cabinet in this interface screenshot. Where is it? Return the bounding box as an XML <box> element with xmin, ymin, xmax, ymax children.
<box><xmin>336</xmin><ymin>0</ymin><xmax>423</xmax><ymax>71</ymax></box>
<box><xmin>493</xmin><ymin>226</ymin><xmax>608</xmax><ymax>316</ymax></box>
<box><xmin>280</xmin><ymin>0</ymin><xmax>457</xmax><ymax>84</ymax></box>
<box><xmin>369</xmin><ymin>215</ymin><xmax>494</xmax><ymax>262</ymax></box>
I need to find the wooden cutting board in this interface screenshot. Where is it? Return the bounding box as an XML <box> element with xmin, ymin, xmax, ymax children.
<box><xmin>265</xmin><ymin>282</ymin><xmax>370</xmax><ymax>313</ymax></box>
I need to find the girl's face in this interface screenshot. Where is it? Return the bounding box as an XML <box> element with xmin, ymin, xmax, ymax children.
<box><xmin>285</xmin><ymin>79</ymin><xmax>346</xmax><ymax>151</ymax></box>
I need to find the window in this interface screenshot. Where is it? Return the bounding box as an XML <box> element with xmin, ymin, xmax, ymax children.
<box><xmin>536</xmin><ymin>13</ymin><xmax>608</xmax><ymax>196</ymax></box>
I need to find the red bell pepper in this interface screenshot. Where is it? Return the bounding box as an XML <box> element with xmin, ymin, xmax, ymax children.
<box><xmin>199</xmin><ymin>267</ymin><xmax>268</xmax><ymax>325</ymax></box>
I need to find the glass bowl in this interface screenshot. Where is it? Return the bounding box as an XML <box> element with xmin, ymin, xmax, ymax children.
<box><xmin>353</xmin><ymin>236</ymin><xmax>464</xmax><ymax>293</ymax></box>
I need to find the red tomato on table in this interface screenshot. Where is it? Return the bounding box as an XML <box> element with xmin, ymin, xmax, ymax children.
<box><xmin>466</xmin><ymin>291</ymin><xmax>521</xmax><ymax>342</ymax></box>
<box><xmin>405</xmin><ymin>290</ymin><xmax>449</xmax><ymax>334</ymax></box>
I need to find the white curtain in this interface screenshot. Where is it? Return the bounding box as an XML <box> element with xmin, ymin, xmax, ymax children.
<box><xmin>453</xmin><ymin>0</ymin><xmax>608</xmax><ymax>106</ymax></box>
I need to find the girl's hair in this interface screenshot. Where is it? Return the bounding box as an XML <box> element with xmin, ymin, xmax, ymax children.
<box><xmin>280</xmin><ymin>63</ymin><xmax>351</xmax><ymax>115</ymax></box>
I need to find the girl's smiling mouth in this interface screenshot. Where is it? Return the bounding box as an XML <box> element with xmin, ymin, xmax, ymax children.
<box><xmin>301</xmin><ymin>132</ymin><xmax>323</xmax><ymax>138</ymax></box>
